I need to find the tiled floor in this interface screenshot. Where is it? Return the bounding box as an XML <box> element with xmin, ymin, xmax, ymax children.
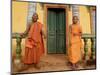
<box><xmin>12</xmin><ymin>54</ymin><xmax>96</xmax><ymax>74</ymax></box>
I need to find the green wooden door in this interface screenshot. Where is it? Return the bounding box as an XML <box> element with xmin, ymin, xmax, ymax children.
<box><xmin>47</xmin><ymin>8</ymin><xmax>66</xmax><ymax>54</ymax></box>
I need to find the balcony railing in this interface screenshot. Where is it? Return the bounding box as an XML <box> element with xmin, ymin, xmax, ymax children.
<box><xmin>82</xmin><ymin>34</ymin><xmax>96</xmax><ymax>60</ymax></box>
<box><xmin>12</xmin><ymin>33</ymin><xmax>96</xmax><ymax>64</ymax></box>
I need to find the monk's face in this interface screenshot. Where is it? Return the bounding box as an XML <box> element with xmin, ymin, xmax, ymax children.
<box><xmin>32</xmin><ymin>13</ymin><xmax>38</xmax><ymax>22</ymax></box>
<box><xmin>73</xmin><ymin>16</ymin><xmax>78</xmax><ymax>24</ymax></box>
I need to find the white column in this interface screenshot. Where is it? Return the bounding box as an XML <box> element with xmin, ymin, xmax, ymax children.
<box><xmin>72</xmin><ymin>5</ymin><xmax>80</xmax><ymax>23</ymax></box>
<box><xmin>27</xmin><ymin>3</ymin><xmax>36</xmax><ymax>24</ymax></box>
<box><xmin>72</xmin><ymin>5</ymin><xmax>79</xmax><ymax>17</ymax></box>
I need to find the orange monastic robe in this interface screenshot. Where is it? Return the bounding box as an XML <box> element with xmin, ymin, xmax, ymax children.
<box><xmin>23</xmin><ymin>22</ymin><xmax>44</xmax><ymax>64</ymax></box>
<box><xmin>68</xmin><ymin>24</ymin><xmax>82</xmax><ymax>64</ymax></box>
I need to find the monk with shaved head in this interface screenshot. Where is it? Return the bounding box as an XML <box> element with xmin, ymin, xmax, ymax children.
<box><xmin>68</xmin><ymin>16</ymin><xmax>82</xmax><ymax>70</ymax></box>
<box><xmin>21</xmin><ymin>13</ymin><xmax>46</xmax><ymax>69</ymax></box>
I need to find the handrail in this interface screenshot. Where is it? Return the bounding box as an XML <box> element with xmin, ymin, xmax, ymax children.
<box><xmin>12</xmin><ymin>33</ymin><xmax>96</xmax><ymax>63</ymax></box>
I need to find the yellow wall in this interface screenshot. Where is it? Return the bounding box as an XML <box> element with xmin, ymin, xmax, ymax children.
<box><xmin>79</xmin><ymin>6</ymin><xmax>91</xmax><ymax>34</ymax></box>
<box><xmin>36</xmin><ymin>3</ymin><xmax>44</xmax><ymax>24</ymax></box>
<box><xmin>12</xmin><ymin>1</ymin><xmax>29</xmax><ymax>56</ymax></box>
<box><xmin>79</xmin><ymin>6</ymin><xmax>92</xmax><ymax>56</ymax></box>
<box><xmin>68</xmin><ymin>7</ymin><xmax>72</xmax><ymax>25</ymax></box>
<box><xmin>12</xmin><ymin>1</ymin><xmax>28</xmax><ymax>32</ymax></box>
<box><xmin>12</xmin><ymin>2</ymin><xmax>92</xmax><ymax>56</ymax></box>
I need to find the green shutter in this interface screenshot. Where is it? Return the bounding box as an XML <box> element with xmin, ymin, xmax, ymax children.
<box><xmin>47</xmin><ymin>8</ymin><xmax>66</xmax><ymax>54</ymax></box>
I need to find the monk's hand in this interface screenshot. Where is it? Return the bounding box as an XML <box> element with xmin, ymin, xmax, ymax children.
<box><xmin>28</xmin><ymin>38</ymin><xmax>32</xmax><ymax>42</ymax></box>
<box><xmin>79</xmin><ymin>32</ymin><xmax>82</xmax><ymax>36</ymax></box>
<box><xmin>20</xmin><ymin>33</ymin><xmax>24</xmax><ymax>37</ymax></box>
<box><xmin>73</xmin><ymin>33</ymin><xmax>81</xmax><ymax>36</ymax></box>
<box><xmin>73</xmin><ymin>33</ymin><xmax>77</xmax><ymax>36</ymax></box>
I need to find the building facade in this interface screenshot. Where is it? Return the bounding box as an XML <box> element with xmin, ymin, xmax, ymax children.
<box><xmin>12</xmin><ymin>1</ymin><xmax>96</xmax><ymax>56</ymax></box>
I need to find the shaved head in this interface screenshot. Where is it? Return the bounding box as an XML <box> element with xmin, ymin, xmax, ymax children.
<box><xmin>73</xmin><ymin>16</ymin><xmax>79</xmax><ymax>24</ymax></box>
<box><xmin>33</xmin><ymin>13</ymin><xmax>38</xmax><ymax>17</ymax></box>
<box><xmin>32</xmin><ymin>13</ymin><xmax>38</xmax><ymax>22</ymax></box>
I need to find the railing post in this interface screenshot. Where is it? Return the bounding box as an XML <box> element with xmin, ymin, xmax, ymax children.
<box><xmin>91</xmin><ymin>37</ymin><xmax>95</xmax><ymax>59</ymax></box>
<box><xmin>82</xmin><ymin>34</ymin><xmax>96</xmax><ymax>65</ymax></box>
<box><xmin>15</xmin><ymin>33</ymin><xmax>22</xmax><ymax>64</ymax></box>
<box><xmin>83</xmin><ymin>38</ymin><xmax>88</xmax><ymax>60</ymax></box>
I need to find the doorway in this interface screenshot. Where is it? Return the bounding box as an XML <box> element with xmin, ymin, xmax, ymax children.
<box><xmin>47</xmin><ymin>8</ymin><xmax>66</xmax><ymax>54</ymax></box>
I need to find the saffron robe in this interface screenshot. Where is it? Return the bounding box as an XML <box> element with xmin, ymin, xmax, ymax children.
<box><xmin>68</xmin><ymin>24</ymin><xmax>82</xmax><ymax>64</ymax></box>
<box><xmin>23</xmin><ymin>22</ymin><xmax>44</xmax><ymax>64</ymax></box>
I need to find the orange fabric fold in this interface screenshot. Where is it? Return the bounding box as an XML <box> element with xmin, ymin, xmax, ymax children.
<box><xmin>23</xmin><ymin>22</ymin><xmax>44</xmax><ymax>64</ymax></box>
<box><xmin>68</xmin><ymin>24</ymin><xmax>82</xmax><ymax>64</ymax></box>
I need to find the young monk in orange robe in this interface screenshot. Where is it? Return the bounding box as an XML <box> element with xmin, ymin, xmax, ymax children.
<box><xmin>21</xmin><ymin>13</ymin><xmax>46</xmax><ymax>69</ymax></box>
<box><xmin>68</xmin><ymin>16</ymin><xmax>82</xmax><ymax>70</ymax></box>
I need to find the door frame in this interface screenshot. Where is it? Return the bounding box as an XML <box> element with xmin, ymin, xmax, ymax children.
<box><xmin>44</xmin><ymin>4</ymin><xmax>69</xmax><ymax>55</ymax></box>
